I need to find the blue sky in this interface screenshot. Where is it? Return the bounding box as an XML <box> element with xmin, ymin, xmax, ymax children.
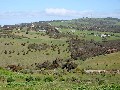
<box><xmin>0</xmin><ymin>0</ymin><xmax>120</xmax><ymax>25</ymax></box>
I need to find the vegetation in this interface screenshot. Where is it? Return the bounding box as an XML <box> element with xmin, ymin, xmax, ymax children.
<box><xmin>0</xmin><ymin>18</ymin><xmax>120</xmax><ymax>89</ymax></box>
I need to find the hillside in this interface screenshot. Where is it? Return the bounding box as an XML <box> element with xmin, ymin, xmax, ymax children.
<box><xmin>79</xmin><ymin>52</ymin><xmax>120</xmax><ymax>70</ymax></box>
<box><xmin>50</xmin><ymin>17</ymin><xmax>120</xmax><ymax>33</ymax></box>
<box><xmin>0</xmin><ymin>18</ymin><xmax>120</xmax><ymax>89</ymax></box>
<box><xmin>0</xmin><ymin>52</ymin><xmax>120</xmax><ymax>90</ymax></box>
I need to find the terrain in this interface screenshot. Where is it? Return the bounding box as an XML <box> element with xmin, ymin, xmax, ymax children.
<box><xmin>0</xmin><ymin>17</ymin><xmax>120</xmax><ymax>90</ymax></box>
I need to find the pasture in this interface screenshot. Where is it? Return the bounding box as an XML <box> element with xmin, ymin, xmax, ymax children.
<box><xmin>0</xmin><ymin>30</ymin><xmax>70</xmax><ymax>67</ymax></box>
<box><xmin>59</xmin><ymin>28</ymin><xmax>120</xmax><ymax>41</ymax></box>
<box><xmin>0</xmin><ymin>28</ymin><xmax>120</xmax><ymax>90</ymax></box>
<box><xmin>0</xmin><ymin>29</ymin><xmax>120</xmax><ymax>67</ymax></box>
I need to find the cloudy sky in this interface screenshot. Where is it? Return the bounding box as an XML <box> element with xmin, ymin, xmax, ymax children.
<box><xmin>0</xmin><ymin>0</ymin><xmax>120</xmax><ymax>25</ymax></box>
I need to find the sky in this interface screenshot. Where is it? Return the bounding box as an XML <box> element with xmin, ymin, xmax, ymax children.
<box><xmin>0</xmin><ymin>0</ymin><xmax>120</xmax><ymax>25</ymax></box>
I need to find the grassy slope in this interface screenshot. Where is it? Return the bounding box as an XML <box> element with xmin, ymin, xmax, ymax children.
<box><xmin>0</xmin><ymin>31</ymin><xmax>70</xmax><ymax>67</ymax></box>
<box><xmin>0</xmin><ymin>30</ymin><xmax>120</xmax><ymax>67</ymax></box>
<box><xmin>0</xmin><ymin>30</ymin><xmax>120</xmax><ymax>89</ymax></box>
<box><xmin>79</xmin><ymin>52</ymin><xmax>120</xmax><ymax>70</ymax></box>
<box><xmin>60</xmin><ymin>28</ymin><xmax>120</xmax><ymax>41</ymax></box>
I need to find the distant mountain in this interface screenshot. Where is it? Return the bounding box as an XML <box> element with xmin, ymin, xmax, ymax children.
<box><xmin>1</xmin><ymin>17</ymin><xmax>120</xmax><ymax>33</ymax></box>
<box><xmin>50</xmin><ymin>17</ymin><xmax>120</xmax><ymax>33</ymax></box>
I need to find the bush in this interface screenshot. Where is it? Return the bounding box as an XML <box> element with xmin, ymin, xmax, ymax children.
<box><xmin>43</xmin><ymin>76</ymin><xmax>54</xmax><ymax>82</ymax></box>
<box><xmin>26</xmin><ymin>76</ymin><xmax>34</xmax><ymax>82</ymax></box>
<box><xmin>34</xmin><ymin>77</ymin><xmax>41</xmax><ymax>81</ymax></box>
<box><xmin>26</xmin><ymin>31</ymin><xmax>29</xmax><ymax>34</ymax></box>
<box><xmin>7</xmin><ymin>77</ymin><xmax>15</xmax><ymax>83</ymax></box>
<box><xmin>98</xmin><ymin>80</ymin><xmax>105</xmax><ymax>85</ymax></box>
<box><xmin>59</xmin><ymin>77</ymin><xmax>66</xmax><ymax>81</ymax></box>
<box><xmin>99</xmin><ymin>84</ymin><xmax>120</xmax><ymax>90</ymax></box>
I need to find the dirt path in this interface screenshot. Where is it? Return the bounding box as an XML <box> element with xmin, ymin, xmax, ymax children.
<box><xmin>84</xmin><ymin>70</ymin><xmax>120</xmax><ymax>74</ymax></box>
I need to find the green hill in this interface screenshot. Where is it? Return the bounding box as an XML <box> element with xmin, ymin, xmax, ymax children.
<box><xmin>79</xmin><ymin>52</ymin><xmax>120</xmax><ymax>70</ymax></box>
<box><xmin>50</xmin><ymin>18</ymin><xmax>120</xmax><ymax>33</ymax></box>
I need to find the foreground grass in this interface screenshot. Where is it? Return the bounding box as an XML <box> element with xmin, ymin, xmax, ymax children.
<box><xmin>0</xmin><ymin>68</ymin><xmax>120</xmax><ymax>90</ymax></box>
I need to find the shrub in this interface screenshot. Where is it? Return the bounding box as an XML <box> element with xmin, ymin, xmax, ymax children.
<box><xmin>7</xmin><ymin>77</ymin><xmax>15</xmax><ymax>83</ymax></box>
<box><xmin>59</xmin><ymin>77</ymin><xmax>65</xmax><ymax>81</ymax></box>
<box><xmin>25</xmin><ymin>76</ymin><xmax>34</xmax><ymax>82</ymax></box>
<box><xmin>62</xmin><ymin>61</ymin><xmax>78</xmax><ymax>71</ymax></box>
<box><xmin>26</xmin><ymin>31</ymin><xmax>29</xmax><ymax>34</ymax></box>
<box><xmin>71</xmin><ymin>76</ymin><xmax>77</xmax><ymax>82</ymax></box>
<box><xmin>43</xmin><ymin>76</ymin><xmax>54</xmax><ymax>82</ymax></box>
<box><xmin>34</xmin><ymin>77</ymin><xmax>41</xmax><ymax>81</ymax></box>
<box><xmin>98</xmin><ymin>80</ymin><xmax>105</xmax><ymax>85</ymax></box>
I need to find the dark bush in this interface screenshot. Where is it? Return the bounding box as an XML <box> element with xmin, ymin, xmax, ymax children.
<box><xmin>25</xmin><ymin>76</ymin><xmax>34</xmax><ymax>82</ymax></box>
<box><xmin>34</xmin><ymin>77</ymin><xmax>41</xmax><ymax>81</ymax></box>
<box><xmin>7</xmin><ymin>77</ymin><xmax>15</xmax><ymax>83</ymax></box>
<box><xmin>43</xmin><ymin>76</ymin><xmax>54</xmax><ymax>82</ymax></box>
<box><xmin>62</xmin><ymin>61</ymin><xmax>78</xmax><ymax>71</ymax></box>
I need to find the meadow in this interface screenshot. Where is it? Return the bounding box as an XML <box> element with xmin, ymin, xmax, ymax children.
<box><xmin>0</xmin><ymin>19</ymin><xmax>120</xmax><ymax>89</ymax></box>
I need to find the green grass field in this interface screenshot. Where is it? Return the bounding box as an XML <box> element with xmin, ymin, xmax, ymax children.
<box><xmin>0</xmin><ymin>30</ymin><xmax>70</xmax><ymax>67</ymax></box>
<box><xmin>59</xmin><ymin>28</ymin><xmax>120</xmax><ymax>41</ymax></box>
<box><xmin>78</xmin><ymin>52</ymin><xmax>120</xmax><ymax>70</ymax></box>
<box><xmin>0</xmin><ymin>29</ymin><xmax>120</xmax><ymax>89</ymax></box>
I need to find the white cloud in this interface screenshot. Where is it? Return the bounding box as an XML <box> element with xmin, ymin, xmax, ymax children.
<box><xmin>0</xmin><ymin>8</ymin><xmax>120</xmax><ymax>25</ymax></box>
<box><xmin>45</xmin><ymin>8</ymin><xmax>78</xmax><ymax>16</ymax></box>
<box><xmin>0</xmin><ymin>11</ymin><xmax>45</xmax><ymax>25</ymax></box>
<box><xmin>45</xmin><ymin>8</ymin><xmax>120</xmax><ymax>19</ymax></box>
<box><xmin>1</xmin><ymin>9</ymin><xmax>119</xmax><ymax>20</ymax></box>
<box><xmin>0</xmin><ymin>11</ymin><xmax>44</xmax><ymax>19</ymax></box>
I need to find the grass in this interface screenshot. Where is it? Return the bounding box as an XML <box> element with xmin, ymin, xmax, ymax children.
<box><xmin>78</xmin><ymin>52</ymin><xmax>120</xmax><ymax>70</ymax></box>
<box><xmin>0</xmin><ymin>30</ymin><xmax>120</xmax><ymax>67</ymax></box>
<box><xmin>60</xmin><ymin>28</ymin><xmax>120</xmax><ymax>41</ymax></box>
<box><xmin>0</xmin><ymin>30</ymin><xmax>120</xmax><ymax>89</ymax></box>
<box><xmin>0</xmin><ymin>31</ymin><xmax>70</xmax><ymax>66</ymax></box>
<box><xmin>0</xmin><ymin>66</ymin><xmax>120</xmax><ymax>90</ymax></box>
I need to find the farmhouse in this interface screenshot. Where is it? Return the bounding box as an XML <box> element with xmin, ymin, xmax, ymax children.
<box><xmin>31</xmin><ymin>24</ymin><xmax>35</xmax><ymax>28</ymax></box>
<box><xmin>71</xmin><ymin>30</ymin><xmax>76</xmax><ymax>32</ymax></box>
<box><xmin>101</xmin><ymin>34</ymin><xmax>111</xmax><ymax>37</ymax></box>
<box><xmin>101</xmin><ymin>34</ymin><xmax>107</xmax><ymax>37</ymax></box>
<box><xmin>38</xmin><ymin>29</ymin><xmax>46</xmax><ymax>32</ymax></box>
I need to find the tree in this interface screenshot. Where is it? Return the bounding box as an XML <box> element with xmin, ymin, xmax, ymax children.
<box><xmin>102</xmin><ymin>37</ymin><xmax>107</xmax><ymax>42</ymax></box>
